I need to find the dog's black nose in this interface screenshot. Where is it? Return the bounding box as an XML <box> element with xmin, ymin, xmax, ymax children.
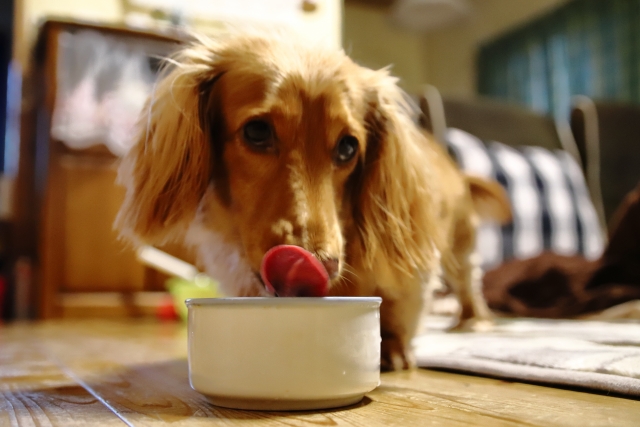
<box><xmin>322</xmin><ymin>258</ymin><xmax>340</xmax><ymax>280</ymax></box>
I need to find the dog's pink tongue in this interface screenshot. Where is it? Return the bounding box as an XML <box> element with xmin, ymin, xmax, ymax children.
<box><xmin>260</xmin><ymin>245</ymin><xmax>329</xmax><ymax>297</ymax></box>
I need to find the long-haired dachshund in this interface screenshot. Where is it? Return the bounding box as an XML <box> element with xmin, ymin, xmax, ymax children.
<box><xmin>116</xmin><ymin>32</ymin><xmax>510</xmax><ymax>370</ymax></box>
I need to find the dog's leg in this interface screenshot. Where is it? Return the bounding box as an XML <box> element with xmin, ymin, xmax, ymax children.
<box><xmin>446</xmin><ymin>251</ymin><xmax>493</xmax><ymax>331</ymax></box>
<box><xmin>377</xmin><ymin>276</ymin><xmax>425</xmax><ymax>371</ymax></box>
<box><xmin>445</xmin><ymin>215</ymin><xmax>494</xmax><ymax>332</ymax></box>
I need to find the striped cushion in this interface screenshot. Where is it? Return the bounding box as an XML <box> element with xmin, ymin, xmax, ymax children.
<box><xmin>445</xmin><ymin>128</ymin><xmax>604</xmax><ymax>269</ymax></box>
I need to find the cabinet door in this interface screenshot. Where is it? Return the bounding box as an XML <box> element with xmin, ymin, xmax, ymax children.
<box><xmin>60</xmin><ymin>156</ymin><xmax>144</xmax><ymax>292</ymax></box>
<box><xmin>35</xmin><ymin>23</ymin><xmax>182</xmax><ymax>318</ymax></box>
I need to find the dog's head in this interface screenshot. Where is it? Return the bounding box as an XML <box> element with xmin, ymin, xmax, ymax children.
<box><xmin>116</xmin><ymin>33</ymin><xmax>438</xmax><ymax>296</ymax></box>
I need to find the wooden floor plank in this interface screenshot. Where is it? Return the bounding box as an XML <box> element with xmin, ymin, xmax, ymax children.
<box><xmin>376</xmin><ymin>370</ymin><xmax>640</xmax><ymax>427</ymax></box>
<box><xmin>0</xmin><ymin>327</ymin><xmax>126</xmax><ymax>426</ymax></box>
<box><xmin>3</xmin><ymin>319</ymin><xmax>639</xmax><ymax>427</ymax></box>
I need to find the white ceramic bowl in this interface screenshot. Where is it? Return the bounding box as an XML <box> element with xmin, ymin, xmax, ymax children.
<box><xmin>186</xmin><ymin>297</ymin><xmax>382</xmax><ymax>411</ymax></box>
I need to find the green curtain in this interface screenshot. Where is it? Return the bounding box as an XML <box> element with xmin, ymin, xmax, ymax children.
<box><xmin>478</xmin><ymin>0</ymin><xmax>640</xmax><ymax>119</ymax></box>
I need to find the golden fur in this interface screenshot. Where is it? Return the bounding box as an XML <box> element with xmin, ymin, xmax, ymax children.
<box><xmin>116</xmin><ymin>33</ymin><xmax>510</xmax><ymax>370</ymax></box>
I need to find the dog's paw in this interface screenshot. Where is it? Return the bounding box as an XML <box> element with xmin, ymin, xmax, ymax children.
<box><xmin>381</xmin><ymin>337</ymin><xmax>416</xmax><ymax>371</ymax></box>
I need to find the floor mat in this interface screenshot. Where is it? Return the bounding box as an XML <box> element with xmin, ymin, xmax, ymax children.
<box><xmin>414</xmin><ymin>317</ymin><xmax>640</xmax><ymax>397</ymax></box>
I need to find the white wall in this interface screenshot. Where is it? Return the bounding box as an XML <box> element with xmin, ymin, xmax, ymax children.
<box><xmin>15</xmin><ymin>0</ymin><xmax>123</xmax><ymax>66</ymax></box>
<box><xmin>344</xmin><ymin>0</ymin><xmax>570</xmax><ymax>97</ymax></box>
<box><xmin>14</xmin><ymin>0</ymin><xmax>342</xmax><ymax>69</ymax></box>
<box><xmin>425</xmin><ymin>0</ymin><xmax>571</xmax><ymax>97</ymax></box>
<box><xmin>343</xmin><ymin>3</ymin><xmax>427</xmax><ymax>93</ymax></box>
<box><xmin>15</xmin><ymin>0</ymin><xmax>569</xmax><ymax>97</ymax></box>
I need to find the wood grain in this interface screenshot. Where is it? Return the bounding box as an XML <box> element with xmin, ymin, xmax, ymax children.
<box><xmin>0</xmin><ymin>326</ymin><xmax>124</xmax><ymax>426</ymax></box>
<box><xmin>39</xmin><ymin>26</ymin><xmax>66</xmax><ymax>319</ymax></box>
<box><xmin>61</xmin><ymin>158</ymin><xmax>144</xmax><ymax>293</ymax></box>
<box><xmin>1</xmin><ymin>319</ymin><xmax>639</xmax><ymax>427</ymax></box>
<box><xmin>59</xmin><ymin>291</ymin><xmax>168</xmax><ymax>318</ymax></box>
<box><xmin>28</xmin><ymin>22</ymin><xmax>181</xmax><ymax>319</ymax></box>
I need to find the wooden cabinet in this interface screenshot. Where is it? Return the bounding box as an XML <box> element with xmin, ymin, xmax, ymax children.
<box><xmin>16</xmin><ymin>21</ymin><xmax>189</xmax><ymax>318</ymax></box>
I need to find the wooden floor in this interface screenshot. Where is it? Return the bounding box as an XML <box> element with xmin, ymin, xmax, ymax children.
<box><xmin>1</xmin><ymin>319</ymin><xmax>639</xmax><ymax>426</ymax></box>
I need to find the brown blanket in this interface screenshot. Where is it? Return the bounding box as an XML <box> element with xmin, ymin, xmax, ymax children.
<box><xmin>483</xmin><ymin>183</ymin><xmax>640</xmax><ymax>318</ymax></box>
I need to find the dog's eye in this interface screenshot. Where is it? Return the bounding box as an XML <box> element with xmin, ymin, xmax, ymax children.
<box><xmin>243</xmin><ymin>120</ymin><xmax>273</xmax><ymax>149</ymax></box>
<box><xmin>334</xmin><ymin>136</ymin><xmax>359</xmax><ymax>165</ymax></box>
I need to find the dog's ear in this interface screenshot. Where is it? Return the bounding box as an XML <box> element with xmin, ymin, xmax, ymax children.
<box><xmin>353</xmin><ymin>71</ymin><xmax>441</xmax><ymax>275</ymax></box>
<box><xmin>115</xmin><ymin>43</ymin><xmax>224</xmax><ymax>245</ymax></box>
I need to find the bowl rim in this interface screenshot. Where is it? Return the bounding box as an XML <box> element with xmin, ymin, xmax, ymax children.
<box><xmin>185</xmin><ymin>297</ymin><xmax>382</xmax><ymax>307</ymax></box>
